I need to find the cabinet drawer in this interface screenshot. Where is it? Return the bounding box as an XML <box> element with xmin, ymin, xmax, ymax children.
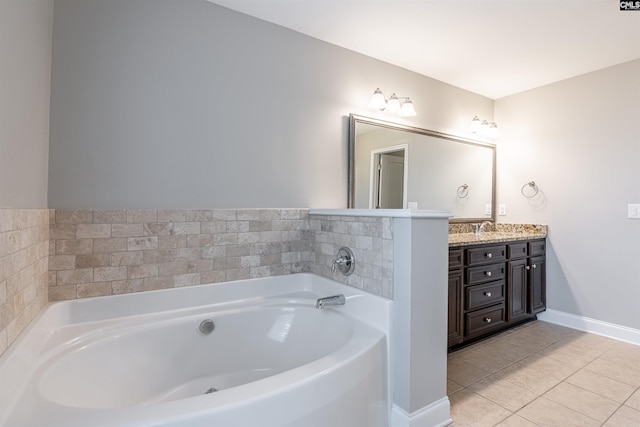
<box><xmin>465</xmin><ymin>280</ymin><xmax>505</xmax><ymax>311</ymax></box>
<box><xmin>529</xmin><ymin>240</ymin><xmax>545</xmax><ymax>256</ymax></box>
<box><xmin>449</xmin><ymin>249</ymin><xmax>463</xmax><ymax>270</ymax></box>
<box><xmin>465</xmin><ymin>304</ymin><xmax>506</xmax><ymax>338</ymax></box>
<box><xmin>466</xmin><ymin>245</ymin><xmax>506</xmax><ymax>266</ymax></box>
<box><xmin>507</xmin><ymin>242</ymin><xmax>528</xmax><ymax>259</ymax></box>
<box><xmin>466</xmin><ymin>263</ymin><xmax>505</xmax><ymax>285</ymax></box>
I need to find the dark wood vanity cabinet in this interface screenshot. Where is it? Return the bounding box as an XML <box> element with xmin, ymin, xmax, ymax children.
<box><xmin>507</xmin><ymin>258</ymin><xmax>529</xmax><ymax>322</ymax></box>
<box><xmin>448</xmin><ymin>249</ymin><xmax>464</xmax><ymax>347</ymax></box>
<box><xmin>529</xmin><ymin>254</ymin><xmax>546</xmax><ymax>314</ymax></box>
<box><xmin>448</xmin><ymin>238</ymin><xmax>546</xmax><ymax>349</ymax></box>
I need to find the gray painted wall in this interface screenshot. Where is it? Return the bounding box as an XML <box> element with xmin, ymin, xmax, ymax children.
<box><xmin>48</xmin><ymin>0</ymin><xmax>493</xmax><ymax>209</ymax></box>
<box><xmin>46</xmin><ymin>1</ymin><xmax>640</xmax><ymax>332</ymax></box>
<box><xmin>495</xmin><ymin>60</ymin><xmax>640</xmax><ymax>330</ymax></box>
<box><xmin>0</xmin><ymin>0</ymin><xmax>53</xmax><ymax>208</ymax></box>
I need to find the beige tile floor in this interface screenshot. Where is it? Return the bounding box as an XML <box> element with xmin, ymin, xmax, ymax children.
<box><xmin>447</xmin><ymin>321</ymin><xmax>640</xmax><ymax>426</ymax></box>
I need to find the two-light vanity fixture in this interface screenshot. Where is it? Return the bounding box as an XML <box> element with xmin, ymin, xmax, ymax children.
<box><xmin>368</xmin><ymin>88</ymin><xmax>417</xmax><ymax>117</ymax></box>
<box><xmin>469</xmin><ymin>116</ymin><xmax>500</xmax><ymax>138</ymax></box>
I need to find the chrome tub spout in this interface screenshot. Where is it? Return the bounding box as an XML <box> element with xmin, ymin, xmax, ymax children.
<box><xmin>316</xmin><ymin>294</ymin><xmax>346</xmax><ymax>309</ymax></box>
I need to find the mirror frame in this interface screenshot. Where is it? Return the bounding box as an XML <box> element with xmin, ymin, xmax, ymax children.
<box><xmin>348</xmin><ymin>114</ymin><xmax>497</xmax><ymax>223</ymax></box>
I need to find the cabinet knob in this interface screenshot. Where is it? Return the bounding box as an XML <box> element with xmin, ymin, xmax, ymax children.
<box><xmin>532</xmin><ymin>264</ymin><xmax>537</xmax><ymax>269</ymax></box>
<box><xmin>484</xmin><ymin>292</ymin><xmax>492</xmax><ymax>297</ymax></box>
<box><xmin>526</xmin><ymin>266</ymin><xmax>531</xmax><ymax>271</ymax></box>
<box><xmin>486</xmin><ymin>253</ymin><xmax>493</xmax><ymax>258</ymax></box>
<box><xmin>484</xmin><ymin>317</ymin><xmax>492</xmax><ymax>323</ymax></box>
<box><xmin>485</xmin><ymin>271</ymin><xmax>492</xmax><ymax>277</ymax></box>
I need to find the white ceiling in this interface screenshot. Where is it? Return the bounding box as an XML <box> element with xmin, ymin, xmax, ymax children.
<box><xmin>209</xmin><ymin>0</ymin><xmax>640</xmax><ymax>99</ymax></box>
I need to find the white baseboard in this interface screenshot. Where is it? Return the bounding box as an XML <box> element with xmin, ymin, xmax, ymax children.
<box><xmin>538</xmin><ymin>309</ymin><xmax>640</xmax><ymax>346</ymax></box>
<box><xmin>391</xmin><ymin>397</ymin><xmax>452</xmax><ymax>427</ymax></box>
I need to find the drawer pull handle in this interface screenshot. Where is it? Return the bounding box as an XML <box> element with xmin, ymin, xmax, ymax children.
<box><xmin>484</xmin><ymin>317</ymin><xmax>492</xmax><ymax>323</ymax></box>
<box><xmin>486</xmin><ymin>253</ymin><xmax>493</xmax><ymax>258</ymax></box>
<box><xmin>484</xmin><ymin>292</ymin><xmax>492</xmax><ymax>297</ymax></box>
<box><xmin>485</xmin><ymin>271</ymin><xmax>492</xmax><ymax>277</ymax></box>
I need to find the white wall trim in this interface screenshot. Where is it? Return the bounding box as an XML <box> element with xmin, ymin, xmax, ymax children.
<box><xmin>538</xmin><ymin>309</ymin><xmax>640</xmax><ymax>346</ymax></box>
<box><xmin>309</xmin><ymin>208</ymin><xmax>452</xmax><ymax>218</ymax></box>
<box><xmin>391</xmin><ymin>397</ymin><xmax>452</xmax><ymax>427</ymax></box>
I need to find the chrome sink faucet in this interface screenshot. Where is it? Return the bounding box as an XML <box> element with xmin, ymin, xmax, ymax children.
<box><xmin>316</xmin><ymin>294</ymin><xmax>346</xmax><ymax>309</ymax></box>
<box><xmin>474</xmin><ymin>221</ymin><xmax>493</xmax><ymax>235</ymax></box>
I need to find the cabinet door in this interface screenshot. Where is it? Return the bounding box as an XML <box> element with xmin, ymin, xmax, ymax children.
<box><xmin>448</xmin><ymin>269</ymin><xmax>463</xmax><ymax>347</ymax></box>
<box><xmin>507</xmin><ymin>259</ymin><xmax>528</xmax><ymax>322</ymax></box>
<box><xmin>529</xmin><ymin>255</ymin><xmax>546</xmax><ymax>314</ymax></box>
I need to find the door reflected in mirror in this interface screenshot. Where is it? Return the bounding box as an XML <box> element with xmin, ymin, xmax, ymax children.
<box><xmin>371</xmin><ymin>145</ymin><xmax>407</xmax><ymax>209</ymax></box>
<box><xmin>348</xmin><ymin>114</ymin><xmax>496</xmax><ymax>223</ymax></box>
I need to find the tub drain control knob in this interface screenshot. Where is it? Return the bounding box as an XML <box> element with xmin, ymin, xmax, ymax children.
<box><xmin>332</xmin><ymin>247</ymin><xmax>355</xmax><ymax>276</ymax></box>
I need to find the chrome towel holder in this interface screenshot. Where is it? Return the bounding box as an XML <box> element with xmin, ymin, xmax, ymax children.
<box><xmin>457</xmin><ymin>184</ymin><xmax>469</xmax><ymax>199</ymax></box>
<box><xmin>521</xmin><ymin>181</ymin><xmax>539</xmax><ymax>198</ymax></box>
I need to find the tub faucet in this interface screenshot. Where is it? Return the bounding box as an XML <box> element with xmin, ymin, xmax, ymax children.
<box><xmin>316</xmin><ymin>294</ymin><xmax>346</xmax><ymax>309</ymax></box>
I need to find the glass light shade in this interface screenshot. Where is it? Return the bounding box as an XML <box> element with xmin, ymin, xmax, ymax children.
<box><xmin>399</xmin><ymin>99</ymin><xmax>417</xmax><ymax>117</ymax></box>
<box><xmin>385</xmin><ymin>94</ymin><xmax>400</xmax><ymax>113</ymax></box>
<box><xmin>368</xmin><ymin>88</ymin><xmax>387</xmax><ymax>110</ymax></box>
<box><xmin>480</xmin><ymin>120</ymin><xmax>490</xmax><ymax>135</ymax></box>
<box><xmin>469</xmin><ymin>116</ymin><xmax>482</xmax><ymax>133</ymax></box>
<box><xmin>488</xmin><ymin>122</ymin><xmax>501</xmax><ymax>138</ymax></box>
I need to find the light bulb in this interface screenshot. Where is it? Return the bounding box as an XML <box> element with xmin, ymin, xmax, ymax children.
<box><xmin>488</xmin><ymin>122</ymin><xmax>501</xmax><ymax>138</ymax></box>
<box><xmin>480</xmin><ymin>120</ymin><xmax>490</xmax><ymax>135</ymax></box>
<box><xmin>385</xmin><ymin>93</ymin><xmax>400</xmax><ymax>113</ymax></box>
<box><xmin>368</xmin><ymin>88</ymin><xmax>387</xmax><ymax>110</ymax></box>
<box><xmin>399</xmin><ymin>99</ymin><xmax>417</xmax><ymax>117</ymax></box>
<box><xmin>469</xmin><ymin>116</ymin><xmax>482</xmax><ymax>133</ymax></box>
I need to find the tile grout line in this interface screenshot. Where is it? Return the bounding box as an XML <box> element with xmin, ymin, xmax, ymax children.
<box><xmin>533</xmin><ymin>382</ymin><xmax>612</xmax><ymax>426</ymax></box>
<box><xmin>448</xmin><ymin>322</ymin><xmax>640</xmax><ymax>426</ymax></box>
<box><xmin>452</xmin><ymin>324</ymin><xmax>640</xmax><ymax>426</ymax></box>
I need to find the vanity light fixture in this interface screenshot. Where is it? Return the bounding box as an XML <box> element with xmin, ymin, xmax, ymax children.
<box><xmin>469</xmin><ymin>115</ymin><xmax>501</xmax><ymax>138</ymax></box>
<box><xmin>368</xmin><ymin>88</ymin><xmax>417</xmax><ymax>117</ymax></box>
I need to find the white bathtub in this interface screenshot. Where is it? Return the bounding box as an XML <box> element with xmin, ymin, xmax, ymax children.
<box><xmin>0</xmin><ymin>273</ymin><xmax>390</xmax><ymax>427</ymax></box>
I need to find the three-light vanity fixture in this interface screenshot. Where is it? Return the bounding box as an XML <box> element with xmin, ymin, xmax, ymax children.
<box><xmin>368</xmin><ymin>88</ymin><xmax>417</xmax><ymax>117</ymax></box>
<box><xmin>469</xmin><ymin>116</ymin><xmax>500</xmax><ymax>138</ymax></box>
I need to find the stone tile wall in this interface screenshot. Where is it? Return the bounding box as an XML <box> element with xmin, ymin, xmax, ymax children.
<box><xmin>48</xmin><ymin>209</ymin><xmax>396</xmax><ymax>301</ymax></box>
<box><xmin>309</xmin><ymin>214</ymin><xmax>394</xmax><ymax>299</ymax></box>
<box><xmin>1</xmin><ymin>208</ymin><xmax>397</xmax><ymax>358</ymax></box>
<box><xmin>48</xmin><ymin>209</ymin><xmax>312</xmax><ymax>301</ymax></box>
<box><xmin>0</xmin><ymin>209</ymin><xmax>49</xmax><ymax>358</ymax></box>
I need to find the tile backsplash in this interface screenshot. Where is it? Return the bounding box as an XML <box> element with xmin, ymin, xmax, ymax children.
<box><xmin>309</xmin><ymin>214</ymin><xmax>393</xmax><ymax>299</ymax></box>
<box><xmin>0</xmin><ymin>209</ymin><xmax>49</xmax><ymax>356</ymax></box>
<box><xmin>48</xmin><ymin>209</ymin><xmax>395</xmax><ymax>301</ymax></box>
<box><xmin>0</xmin><ymin>208</ymin><xmax>396</xmax><ymax>358</ymax></box>
<box><xmin>48</xmin><ymin>209</ymin><xmax>313</xmax><ymax>301</ymax></box>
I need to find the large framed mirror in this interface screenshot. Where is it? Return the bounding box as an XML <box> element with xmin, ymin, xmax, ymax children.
<box><xmin>348</xmin><ymin>114</ymin><xmax>496</xmax><ymax>223</ymax></box>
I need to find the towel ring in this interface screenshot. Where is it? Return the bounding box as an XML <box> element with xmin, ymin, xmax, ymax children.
<box><xmin>457</xmin><ymin>184</ymin><xmax>469</xmax><ymax>199</ymax></box>
<box><xmin>521</xmin><ymin>181</ymin><xmax>539</xmax><ymax>198</ymax></box>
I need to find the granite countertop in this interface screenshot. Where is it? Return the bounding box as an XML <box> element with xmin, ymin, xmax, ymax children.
<box><xmin>448</xmin><ymin>224</ymin><xmax>547</xmax><ymax>247</ymax></box>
